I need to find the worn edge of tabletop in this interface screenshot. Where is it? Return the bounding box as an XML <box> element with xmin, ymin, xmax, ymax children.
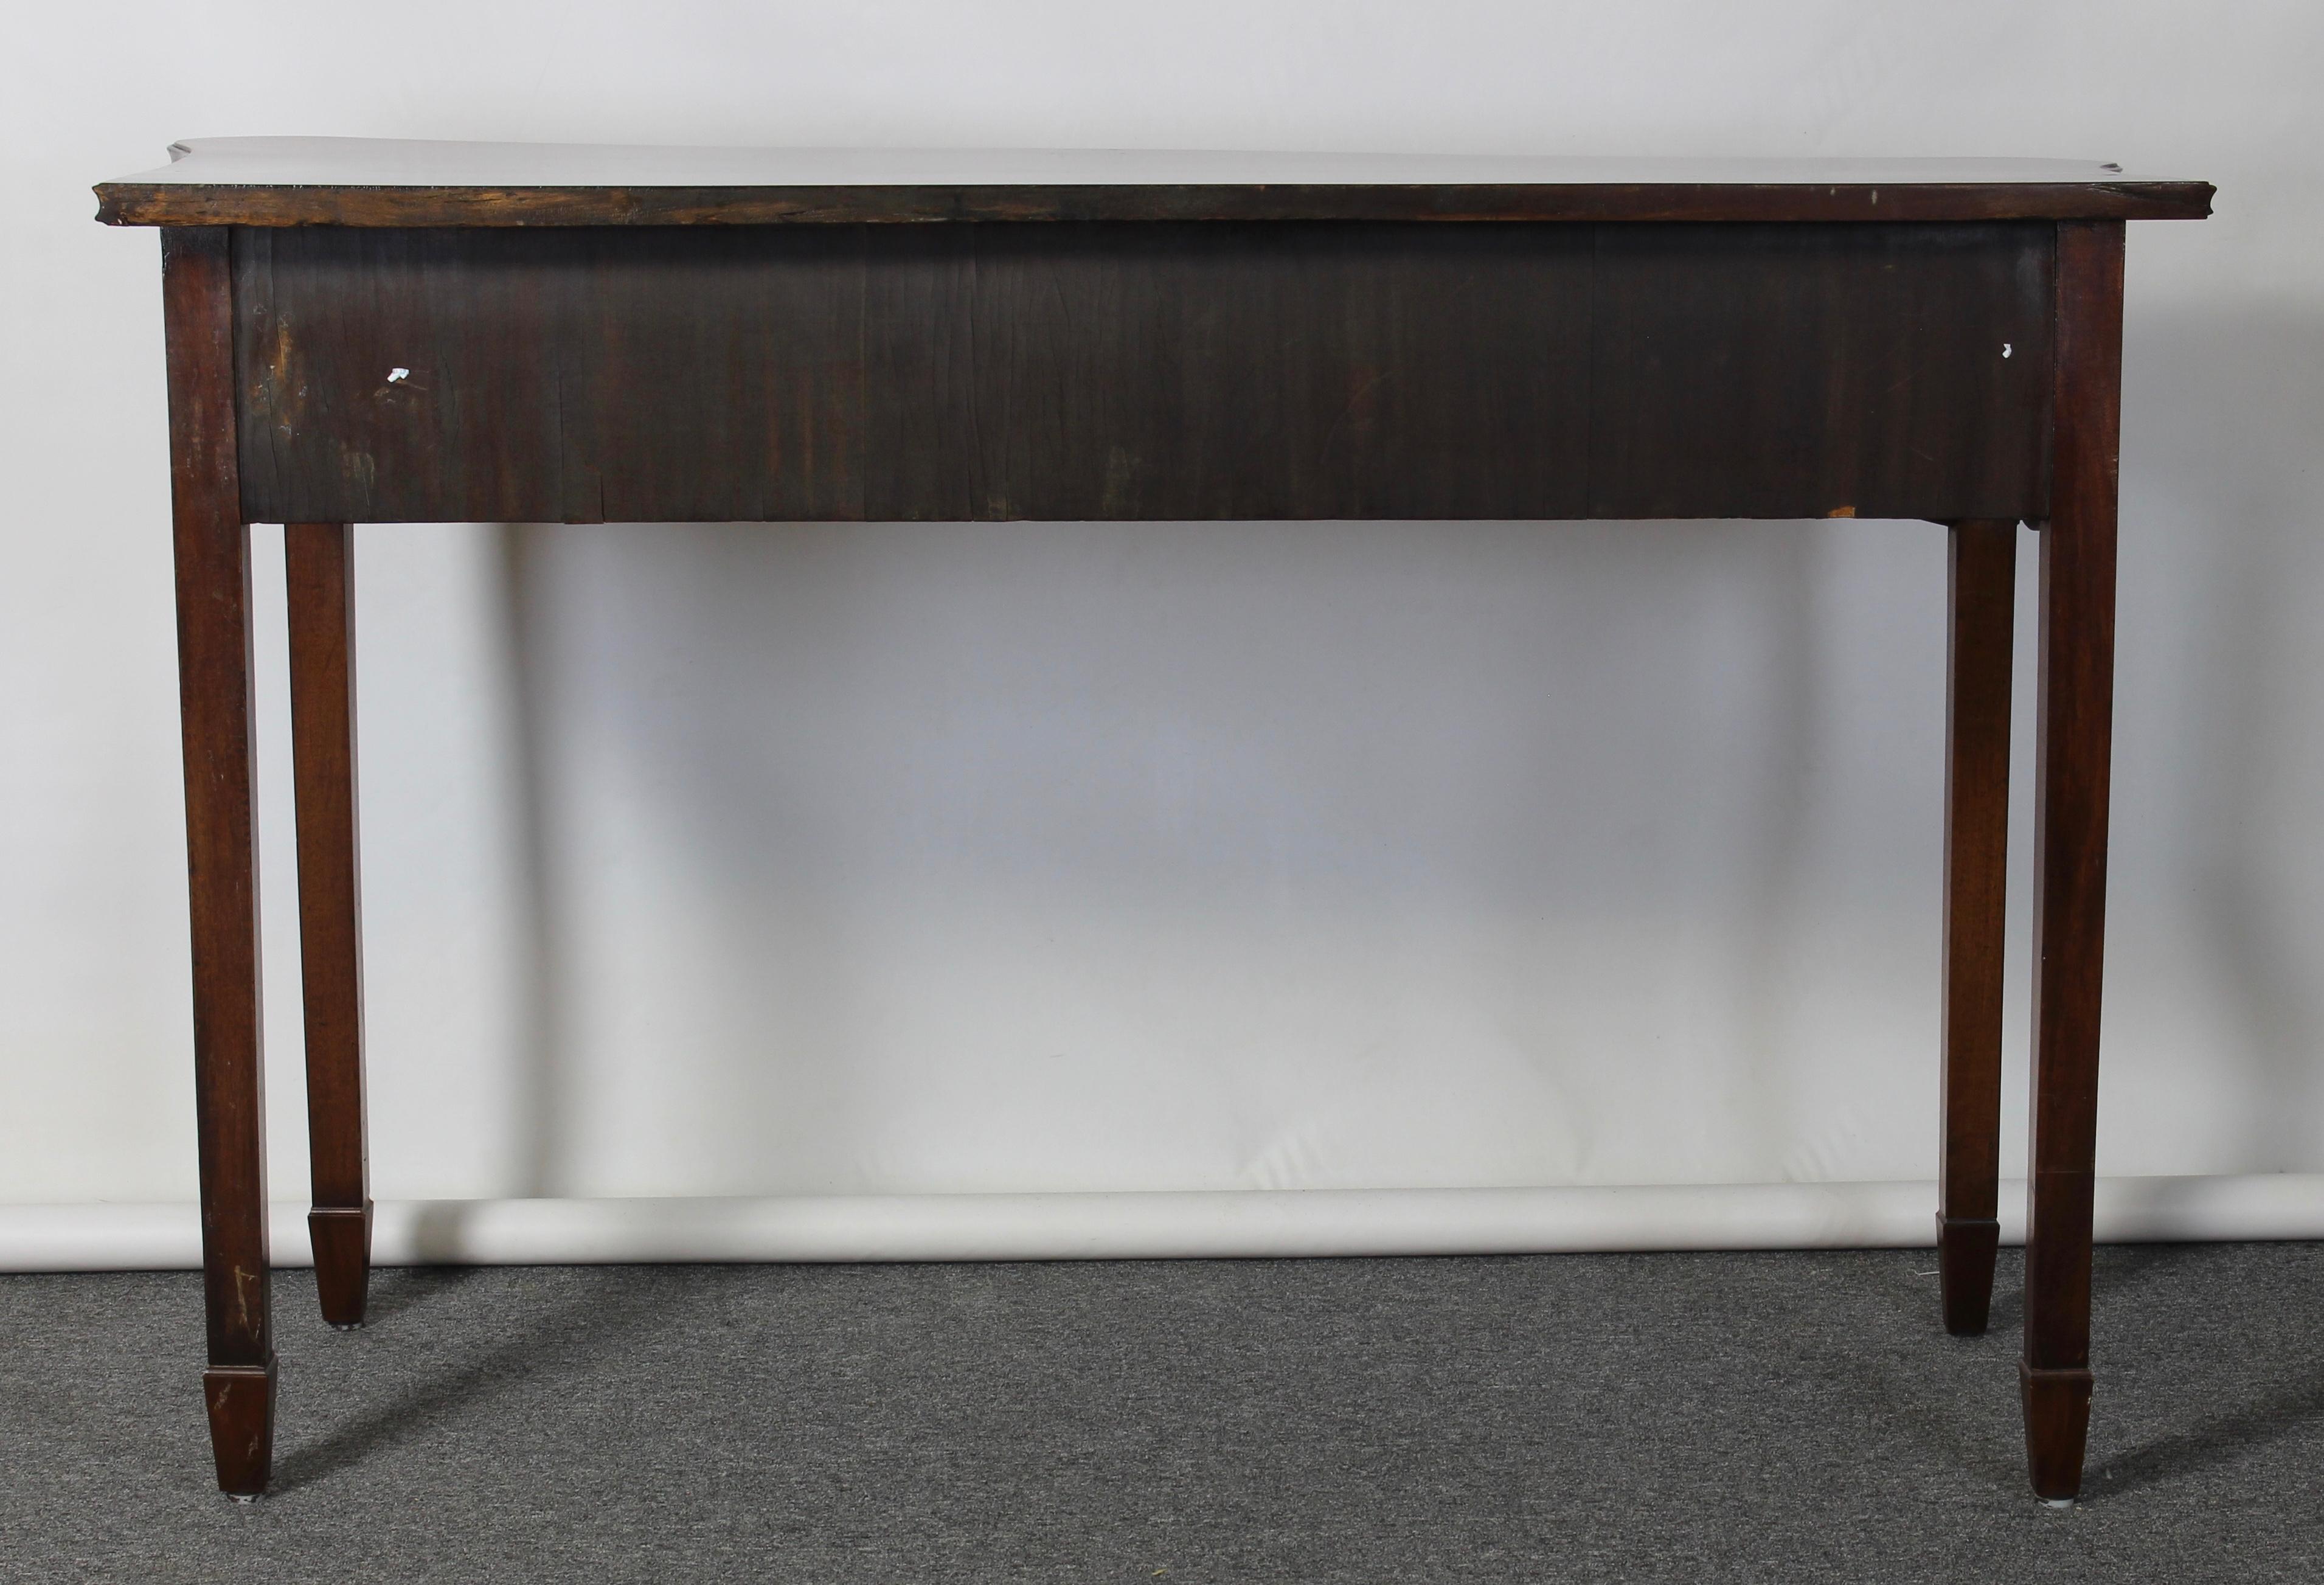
<box><xmin>94</xmin><ymin>145</ymin><xmax>2213</xmax><ymax>226</ymax></box>
<box><xmin>94</xmin><ymin>179</ymin><xmax>2213</xmax><ymax>227</ymax></box>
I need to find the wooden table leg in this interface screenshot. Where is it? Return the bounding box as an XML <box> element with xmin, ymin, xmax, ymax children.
<box><xmin>2021</xmin><ymin>218</ymin><xmax>2125</xmax><ymax>1503</ymax></box>
<box><xmin>286</xmin><ymin>521</ymin><xmax>372</xmax><ymax>1328</ymax></box>
<box><xmin>165</xmin><ymin>227</ymin><xmax>275</xmax><ymax>1498</ymax></box>
<box><xmin>1937</xmin><ymin>518</ymin><xmax>2017</xmax><ymax>1335</ymax></box>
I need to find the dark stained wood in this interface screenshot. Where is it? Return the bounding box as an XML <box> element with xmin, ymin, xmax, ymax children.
<box><xmin>308</xmin><ymin>1207</ymin><xmax>372</xmax><ymax>1328</ymax></box>
<box><xmin>1937</xmin><ymin>518</ymin><xmax>2019</xmax><ymax>1337</ymax></box>
<box><xmin>2021</xmin><ymin>1364</ymin><xmax>2095</xmax><ymax>1502</ymax></box>
<box><xmin>97</xmin><ymin>178</ymin><xmax>2222</xmax><ymax>229</ymax></box>
<box><xmin>203</xmin><ymin>1361</ymin><xmax>276</xmax><ymax>1500</ymax></box>
<box><xmin>165</xmin><ymin>225</ymin><xmax>274</xmax><ymax>1497</ymax></box>
<box><xmin>2020</xmin><ymin>219</ymin><xmax>2125</xmax><ymax>1503</ymax></box>
<box><xmin>234</xmin><ymin>227</ymin><xmax>867</xmax><ymax>525</ymax></box>
<box><xmin>234</xmin><ymin>221</ymin><xmax>2055</xmax><ymax>526</ymax></box>
<box><xmin>106</xmin><ymin>153</ymin><xmax>2205</xmax><ymax>1506</ymax></box>
<box><xmin>92</xmin><ymin>140</ymin><xmax>2216</xmax><ymax>228</ymax></box>
<box><xmin>1936</xmin><ymin>1217</ymin><xmax>2002</xmax><ymax>1340</ymax></box>
<box><xmin>858</xmin><ymin>222</ymin><xmax>1592</xmax><ymax>521</ymax></box>
<box><xmin>1586</xmin><ymin>224</ymin><xmax>2052</xmax><ymax>519</ymax></box>
<box><xmin>286</xmin><ymin>521</ymin><xmax>372</xmax><ymax>1330</ymax></box>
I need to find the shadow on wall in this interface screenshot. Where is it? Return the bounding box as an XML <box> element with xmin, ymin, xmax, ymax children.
<box><xmin>2126</xmin><ymin>303</ymin><xmax>2324</xmax><ymax>1175</ymax></box>
<box><xmin>483</xmin><ymin>510</ymin><xmax>1847</xmax><ymax>1196</ymax></box>
<box><xmin>470</xmin><ymin>299</ymin><xmax>2324</xmax><ymax>1196</ymax></box>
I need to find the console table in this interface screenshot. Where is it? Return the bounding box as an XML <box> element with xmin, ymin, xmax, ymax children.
<box><xmin>95</xmin><ymin>139</ymin><xmax>2211</xmax><ymax>1502</ymax></box>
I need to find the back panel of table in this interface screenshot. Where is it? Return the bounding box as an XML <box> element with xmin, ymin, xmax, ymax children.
<box><xmin>231</xmin><ymin>220</ymin><xmax>2055</xmax><ymax>525</ymax></box>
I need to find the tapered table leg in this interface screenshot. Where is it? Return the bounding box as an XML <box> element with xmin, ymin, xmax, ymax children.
<box><xmin>2021</xmin><ymin>219</ymin><xmax>2125</xmax><ymax>1503</ymax></box>
<box><xmin>286</xmin><ymin>521</ymin><xmax>372</xmax><ymax>1328</ymax></box>
<box><xmin>1937</xmin><ymin>518</ymin><xmax>2017</xmax><ymax>1336</ymax></box>
<box><xmin>165</xmin><ymin>227</ymin><xmax>275</xmax><ymax>1498</ymax></box>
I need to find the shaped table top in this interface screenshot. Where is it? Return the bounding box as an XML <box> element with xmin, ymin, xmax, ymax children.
<box><xmin>96</xmin><ymin>138</ymin><xmax>2213</xmax><ymax>227</ymax></box>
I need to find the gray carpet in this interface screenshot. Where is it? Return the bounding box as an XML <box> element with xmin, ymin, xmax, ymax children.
<box><xmin>2</xmin><ymin>1244</ymin><xmax>2319</xmax><ymax>1583</ymax></box>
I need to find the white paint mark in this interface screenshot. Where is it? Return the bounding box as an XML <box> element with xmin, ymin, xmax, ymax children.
<box><xmin>2002</xmin><ymin>344</ymin><xmax>2013</xmax><ymax>359</ymax></box>
<box><xmin>387</xmin><ymin>367</ymin><xmax>410</xmax><ymax>383</ymax></box>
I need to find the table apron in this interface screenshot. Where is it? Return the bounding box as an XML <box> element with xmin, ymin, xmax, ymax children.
<box><xmin>229</xmin><ymin>220</ymin><xmax>2056</xmax><ymax>526</ymax></box>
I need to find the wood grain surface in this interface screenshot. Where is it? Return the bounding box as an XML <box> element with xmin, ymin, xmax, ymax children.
<box><xmin>285</xmin><ymin>521</ymin><xmax>372</xmax><ymax>1330</ymax></box>
<box><xmin>1937</xmin><ymin>518</ymin><xmax>2018</xmax><ymax>1339</ymax></box>
<box><xmin>94</xmin><ymin>139</ymin><xmax>2216</xmax><ymax>227</ymax></box>
<box><xmin>165</xmin><ymin>225</ymin><xmax>276</xmax><ymax>1496</ymax></box>
<box><xmin>2020</xmin><ymin>218</ymin><xmax>2126</xmax><ymax>1503</ymax></box>
<box><xmin>232</xmin><ymin>220</ymin><xmax>2055</xmax><ymax>526</ymax></box>
<box><xmin>116</xmin><ymin>172</ymin><xmax>2193</xmax><ymax>1505</ymax></box>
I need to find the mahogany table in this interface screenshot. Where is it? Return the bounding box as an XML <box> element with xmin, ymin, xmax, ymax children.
<box><xmin>96</xmin><ymin>139</ymin><xmax>2211</xmax><ymax>1502</ymax></box>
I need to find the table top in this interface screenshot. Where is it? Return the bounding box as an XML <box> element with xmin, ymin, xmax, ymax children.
<box><xmin>96</xmin><ymin>137</ymin><xmax>2213</xmax><ymax>227</ymax></box>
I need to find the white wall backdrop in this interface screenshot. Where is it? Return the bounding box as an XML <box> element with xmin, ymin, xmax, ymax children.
<box><xmin>4</xmin><ymin>3</ymin><xmax>2323</xmax><ymax>1254</ymax></box>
